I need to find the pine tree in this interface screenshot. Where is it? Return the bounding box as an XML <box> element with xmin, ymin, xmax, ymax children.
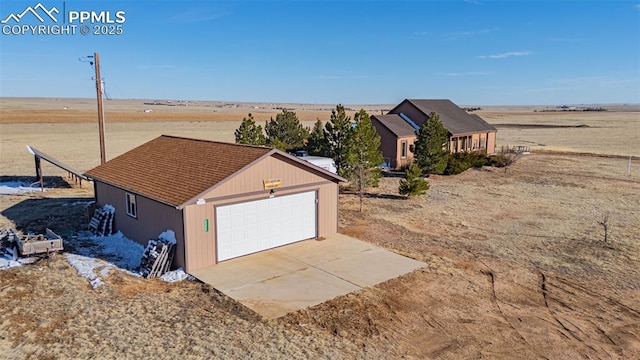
<box><xmin>413</xmin><ymin>112</ymin><xmax>449</xmax><ymax>175</ymax></box>
<box><xmin>234</xmin><ymin>113</ymin><xmax>266</xmax><ymax>146</ymax></box>
<box><xmin>264</xmin><ymin>109</ymin><xmax>309</xmax><ymax>151</ymax></box>
<box><xmin>306</xmin><ymin>119</ymin><xmax>328</xmax><ymax>156</ymax></box>
<box><xmin>344</xmin><ymin>109</ymin><xmax>384</xmax><ymax>211</ymax></box>
<box><xmin>324</xmin><ymin>104</ymin><xmax>353</xmax><ymax>172</ymax></box>
<box><xmin>399</xmin><ymin>163</ymin><xmax>430</xmax><ymax>197</ymax></box>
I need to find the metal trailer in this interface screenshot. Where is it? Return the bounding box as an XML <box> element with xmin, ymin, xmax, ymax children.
<box><xmin>11</xmin><ymin>228</ymin><xmax>64</xmax><ymax>256</ymax></box>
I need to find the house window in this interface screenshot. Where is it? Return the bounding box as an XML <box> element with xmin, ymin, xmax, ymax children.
<box><xmin>125</xmin><ymin>193</ymin><xmax>137</xmax><ymax>218</ymax></box>
<box><xmin>480</xmin><ymin>137</ymin><xmax>486</xmax><ymax>149</ymax></box>
<box><xmin>473</xmin><ymin>139</ymin><xmax>478</xmax><ymax>150</ymax></box>
<box><xmin>401</xmin><ymin>140</ymin><xmax>407</xmax><ymax>158</ymax></box>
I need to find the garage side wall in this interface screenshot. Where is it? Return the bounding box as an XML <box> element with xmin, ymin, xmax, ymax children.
<box><xmin>183</xmin><ymin>155</ymin><xmax>339</xmax><ymax>271</ymax></box>
<box><xmin>94</xmin><ymin>181</ymin><xmax>186</xmax><ymax>269</ymax></box>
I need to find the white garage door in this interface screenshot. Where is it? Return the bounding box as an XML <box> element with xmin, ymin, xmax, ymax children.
<box><xmin>216</xmin><ymin>191</ymin><xmax>317</xmax><ymax>261</ymax></box>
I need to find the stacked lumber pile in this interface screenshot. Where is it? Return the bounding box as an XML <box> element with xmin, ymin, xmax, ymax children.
<box><xmin>89</xmin><ymin>205</ymin><xmax>115</xmax><ymax>236</ymax></box>
<box><xmin>139</xmin><ymin>236</ymin><xmax>176</xmax><ymax>278</ymax></box>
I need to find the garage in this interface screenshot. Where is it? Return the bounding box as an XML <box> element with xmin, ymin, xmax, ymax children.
<box><xmin>216</xmin><ymin>191</ymin><xmax>317</xmax><ymax>261</ymax></box>
<box><xmin>86</xmin><ymin>136</ymin><xmax>345</xmax><ymax>272</ymax></box>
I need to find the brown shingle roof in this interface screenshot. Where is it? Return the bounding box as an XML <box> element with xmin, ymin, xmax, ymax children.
<box><xmin>85</xmin><ymin>136</ymin><xmax>272</xmax><ymax>207</ymax></box>
<box><xmin>394</xmin><ymin>99</ymin><xmax>497</xmax><ymax>135</ymax></box>
<box><xmin>372</xmin><ymin>114</ymin><xmax>416</xmax><ymax>137</ymax></box>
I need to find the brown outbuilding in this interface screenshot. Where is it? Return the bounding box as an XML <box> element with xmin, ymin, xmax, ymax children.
<box><xmin>85</xmin><ymin>135</ymin><xmax>345</xmax><ymax>272</ymax></box>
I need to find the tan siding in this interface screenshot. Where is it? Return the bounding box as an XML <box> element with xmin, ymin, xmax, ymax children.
<box><xmin>184</xmin><ymin>180</ymin><xmax>339</xmax><ymax>272</ymax></box>
<box><xmin>487</xmin><ymin>131</ymin><xmax>497</xmax><ymax>154</ymax></box>
<box><xmin>317</xmin><ymin>182</ymin><xmax>338</xmax><ymax>236</ymax></box>
<box><xmin>371</xmin><ymin>115</ymin><xmax>418</xmax><ymax>170</ymax></box>
<box><xmin>202</xmin><ymin>155</ymin><xmax>332</xmax><ymax>198</ymax></box>
<box><xmin>396</xmin><ymin>137</ymin><xmax>415</xmax><ymax>170</ymax></box>
<box><xmin>372</xmin><ymin>118</ymin><xmax>400</xmax><ymax>169</ymax></box>
<box><xmin>448</xmin><ymin>131</ymin><xmax>497</xmax><ymax>154</ymax></box>
<box><xmin>183</xmin><ymin>203</ymin><xmax>215</xmax><ymax>272</ymax></box>
<box><xmin>94</xmin><ymin>182</ymin><xmax>186</xmax><ymax>269</ymax></box>
<box><xmin>97</xmin><ymin>153</ymin><xmax>340</xmax><ymax>272</ymax></box>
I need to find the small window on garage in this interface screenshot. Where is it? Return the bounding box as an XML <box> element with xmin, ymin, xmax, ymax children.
<box><xmin>125</xmin><ymin>193</ymin><xmax>137</xmax><ymax>218</ymax></box>
<box><xmin>401</xmin><ymin>140</ymin><xmax>408</xmax><ymax>158</ymax></box>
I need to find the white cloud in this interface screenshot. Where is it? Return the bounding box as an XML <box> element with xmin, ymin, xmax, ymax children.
<box><xmin>479</xmin><ymin>51</ymin><xmax>533</xmax><ymax>59</ymax></box>
<box><xmin>464</xmin><ymin>0</ymin><xmax>483</xmax><ymax>4</ymax></box>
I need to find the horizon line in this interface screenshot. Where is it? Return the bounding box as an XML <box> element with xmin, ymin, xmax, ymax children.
<box><xmin>0</xmin><ymin>96</ymin><xmax>638</xmax><ymax>108</ymax></box>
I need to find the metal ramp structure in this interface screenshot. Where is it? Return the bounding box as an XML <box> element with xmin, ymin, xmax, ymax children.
<box><xmin>26</xmin><ymin>145</ymin><xmax>90</xmax><ymax>190</ymax></box>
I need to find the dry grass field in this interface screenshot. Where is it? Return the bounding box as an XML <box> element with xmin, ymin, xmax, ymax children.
<box><xmin>1</xmin><ymin>97</ymin><xmax>639</xmax><ymax>359</ymax></box>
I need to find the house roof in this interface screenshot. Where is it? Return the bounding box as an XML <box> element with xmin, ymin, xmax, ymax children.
<box><xmin>393</xmin><ymin>99</ymin><xmax>497</xmax><ymax>135</ymax></box>
<box><xmin>85</xmin><ymin>135</ymin><xmax>344</xmax><ymax>208</ymax></box>
<box><xmin>371</xmin><ymin>114</ymin><xmax>416</xmax><ymax>137</ymax></box>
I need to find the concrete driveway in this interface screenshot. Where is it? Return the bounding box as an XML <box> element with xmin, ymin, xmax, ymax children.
<box><xmin>190</xmin><ymin>233</ymin><xmax>426</xmax><ymax>319</ymax></box>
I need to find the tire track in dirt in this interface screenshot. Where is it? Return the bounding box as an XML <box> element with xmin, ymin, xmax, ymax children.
<box><xmin>538</xmin><ymin>270</ymin><xmax>640</xmax><ymax>357</ymax></box>
<box><xmin>554</xmin><ymin>276</ymin><xmax>640</xmax><ymax>317</ymax></box>
<box><xmin>539</xmin><ymin>271</ymin><xmax>597</xmax><ymax>353</ymax></box>
<box><xmin>475</xmin><ymin>257</ymin><xmax>549</xmax><ymax>360</ymax></box>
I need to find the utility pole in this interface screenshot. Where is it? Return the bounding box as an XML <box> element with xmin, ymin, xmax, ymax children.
<box><xmin>93</xmin><ymin>52</ymin><xmax>107</xmax><ymax>164</ymax></box>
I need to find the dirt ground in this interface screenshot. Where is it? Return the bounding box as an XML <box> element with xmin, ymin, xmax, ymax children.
<box><xmin>1</xmin><ymin>98</ymin><xmax>639</xmax><ymax>359</ymax></box>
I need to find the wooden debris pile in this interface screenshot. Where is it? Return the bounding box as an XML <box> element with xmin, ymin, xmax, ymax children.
<box><xmin>139</xmin><ymin>236</ymin><xmax>176</xmax><ymax>278</ymax></box>
<box><xmin>89</xmin><ymin>204</ymin><xmax>115</xmax><ymax>236</ymax></box>
<box><xmin>0</xmin><ymin>229</ymin><xmax>18</xmax><ymax>260</ymax></box>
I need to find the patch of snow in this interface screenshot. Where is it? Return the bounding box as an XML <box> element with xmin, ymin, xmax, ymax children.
<box><xmin>17</xmin><ymin>257</ymin><xmax>39</xmax><ymax>265</ymax></box>
<box><xmin>0</xmin><ymin>181</ymin><xmax>41</xmax><ymax>195</ymax></box>
<box><xmin>7</xmin><ymin>228</ymin><xmax>189</xmax><ymax>288</ymax></box>
<box><xmin>0</xmin><ymin>256</ymin><xmax>22</xmax><ymax>269</ymax></box>
<box><xmin>99</xmin><ymin>266</ymin><xmax>112</xmax><ymax>277</ymax></box>
<box><xmin>90</xmin><ymin>231</ymin><xmax>145</xmax><ymax>270</ymax></box>
<box><xmin>90</xmin><ymin>277</ymin><xmax>105</xmax><ymax>288</ymax></box>
<box><xmin>65</xmin><ymin>232</ymin><xmax>145</xmax><ymax>289</ymax></box>
<box><xmin>103</xmin><ymin>204</ymin><xmax>115</xmax><ymax>213</ymax></box>
<box><xmin>158</xmin><ymin>229</ymin><xmax>176</xmax><ymax>244</ymax></box>
<box><xmin>67</xmin><ymin>253</ymin><xmax>112</xmax><ymax>289</ymax></box>
<box><xmin>160</xmin><ymin>267</ymin><xmax>189</xmax><ymax>283</ymax></box>
<box><xmin>63</xmin><ymin>200</ymin><xmax>95</xmax><ymax>207</ymax></box>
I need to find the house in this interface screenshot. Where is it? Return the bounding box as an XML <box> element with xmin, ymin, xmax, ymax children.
<box><xmin>372</xmin><ymin>99</ymin><xmax>497</xmax><ymax>170</ymax></box>
<box><xmin>84</xmin><ymin>135</ymin><xmax>345</xmax><ymax>272</ymax></box>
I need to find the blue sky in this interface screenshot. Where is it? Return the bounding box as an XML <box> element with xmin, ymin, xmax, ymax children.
<box><xmin>0</xmin><ymin>0</ymin><xmax>638</xmax><ymax>105</ymax></box>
